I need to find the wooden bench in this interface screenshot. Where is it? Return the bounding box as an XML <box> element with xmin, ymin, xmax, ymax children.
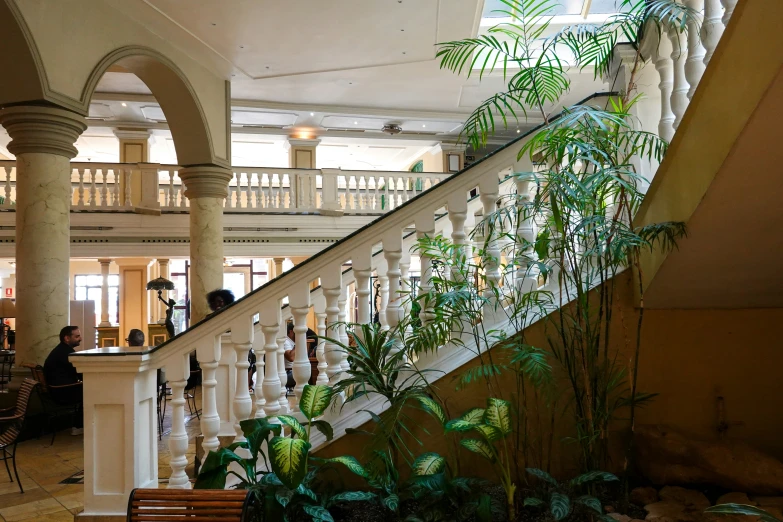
<box><xmin>127</xmin><ymin>488</ymin><xmax>255</xmax><ymax>521</ymax></box>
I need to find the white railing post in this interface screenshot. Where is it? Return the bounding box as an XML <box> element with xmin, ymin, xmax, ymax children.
<box><xmin>321</xmin><ymin>263</ymin><xmax>344</xmax><ymax>384</ymax></box>
<box><xmin>654</xmin><ymin>31</ymin><xmax>675</xmax><ymax>142</ymax></box>
<box><xmin>415</xmin><ymin>210</ymin><xmax>436</xmax><ymax>324</ymax></box>
<box><xmin>276</xmin><ymin>319</ymin><xmax>290</xmax><ymax>414</ymax></box>
<box><xmin>259</xmin><ymin>300</ymin><xmax>282</xmax><ymax>417</ymax></box>
<box><xmin>702</xmin><ymin>0</ymin><xmax>724</xmax><ymax>66</ymax></box>
<box><xmin>515</xmin><ymin>174</ymin><xmax>539</xmax><ymax>293</ymax></box>
<box><xmin>165</xmin><ymin>352</ymin><xmax>192</xmax><ymax>489</ymax></box>
<box><xmin>138</xmin><ymin>162</ymin><xmax>162</xmax><ymax>211</ymax></box>
<box><xmin>216</xmin><ymin>334</ymin><xmax>237</xmax><ymax>438</ymax></box>
<box><xmin>196</xmin><ymin>335</ymin><xmax>222</xmax><ymax>454</ymax></box>
<box><xmin>290</xmin><ymin>283</ymin><xmax>311</xmax><ymax>408</ymax></box>
<box><xmin>721</xmin><ymin>0</ymin><xmax>737</xmax><ymax>26</ymax></box>
<box><xmin>338</xmin><ymin>284</ymin><xmax>350</xmax><ymax>371</ymax></box>
<box><xmin>320</xmin><ymin>168</ymin><xmax>344</xmax><ymax>216</ymax></box>
<box><xmin>684</xmin><ymin>0</ymin><xmax>706</xmax><ymax>100</ymax></box>
<box><xmin>71</xmin><ymin>350</ymin><xmax>159</xmax><ymax>516</ymax></box>
<box><xmin>669</xmin><ymin>26</ymin><xmax>690</xmax><ymax>129</ymax></box>
<box><xmin>448</xmin><ymin>192</ymin><xmax>469</xmax><ymax>282</ymax></box>
<box><xmin>314</xmin><ymin>306</ymin><xmax>329</xmax><ymax>385</ymax></box>
<box><xmin>230</xmin><ymin>316</ymin><xmax>254</xmax><ymax>445</ymax></box>
<box><xmin>383</xmin><ymin>228</ymin><xmax>404</xmax><ymax>352</ymax></box>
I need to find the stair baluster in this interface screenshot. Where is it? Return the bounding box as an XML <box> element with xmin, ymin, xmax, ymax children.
<box><xmin>165</xmin><ymin>353</ymin><xmax>191</xmax><ymax>489</ymax></box>
<box><xmin>654</xmin><ymin>31</ymin><xmax>676</xmax><ymax>142</ymax></box>
<box><xmin>702</xmin><ymin>0</ymin><xmax>724</xmax><ymax>65</ymax></box>
<box><xmin>290</xmin><ymin>284</ymin><xmax>312</xmax><ymax>409</ymax></box>
<box><xmin>322</xmin><ymin>264</ymin><xmax>344</xmax><ymax>384</ymax></box>
<box><xmin>196</xmin><ymin>336</ymin><xmax>222</xmax><ymax>455</ymax></box>
<box><xmin>230</xmin><ymin>317</ymin><xmax>254</xmax><ymax>445</ymax></box>
<box><xmin>684</xmin><ymin>0</ymin><xmax>706</xmax><ymax>100</ymax></box>
<box><xmin>669</xmin><ymin>26</ymin><xmax>690</xmax><ymax>129</ymax></box>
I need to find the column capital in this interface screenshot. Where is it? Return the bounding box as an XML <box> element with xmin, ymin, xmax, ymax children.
<box><xmin>97</xmin><ymin>258</ymin><xmax>112</xmax><ymax>266</ymax></box>
<box><xmin>0</xmin><ymin>105</ymin><xmax>87</xmax><ymax>158</ymax></box>
<box><xmin>179</xmin><ymin>165</ymin><xmax>233</xmax><ymax>200</ymax></box>
<box><xmin>157</xmin><ymin>258</ymin><xmax>170</xmax><ymax>267</ymax></box>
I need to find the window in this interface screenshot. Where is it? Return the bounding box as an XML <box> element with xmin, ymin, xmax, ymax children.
<box><xmin>74</xmin><ymin>274</ymin><xmax>119</xmax><ymax>326</ymax></box>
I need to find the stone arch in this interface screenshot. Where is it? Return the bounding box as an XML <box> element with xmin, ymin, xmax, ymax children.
<box><xmin>81</xmin><ymin>46</ymin><xmax>216</xmax><ymax>167</ymax></box>
<box><xmin>0</xmin><ymin>0</ymin><xmax>47</xmax><ymax>106</ymax></box>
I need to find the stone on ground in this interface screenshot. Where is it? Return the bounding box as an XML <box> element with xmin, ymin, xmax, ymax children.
<box><xmin>633</xmin><ymin>487</ymin><xmax>661</xmax><ymax>507</ymax></box>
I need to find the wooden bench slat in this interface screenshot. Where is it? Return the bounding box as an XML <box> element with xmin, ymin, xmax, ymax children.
<box><xmin>132</xmin><ymin>517</ymin><xmax>242</xmax><ymax>522</ymax></box>
<box><xmin>128</xmin><ymin>488</ymin><xmax>252</xmax><ymax>522</ymax></box>
<box><xmin>133</xmin><ymin>501</ymin><xmax>246</xmax><ymax>508</ymax></box>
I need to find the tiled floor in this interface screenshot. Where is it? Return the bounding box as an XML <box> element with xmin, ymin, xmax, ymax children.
<box><xmin>0</xmin><ymin>383</ymin><xmax>294</xmax><ymax>520</ymax></box>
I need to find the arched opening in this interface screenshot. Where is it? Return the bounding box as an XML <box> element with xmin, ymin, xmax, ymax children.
<box><xmin>82</xmin><ymin>47</ymin><xmax>216</xmax><ymax>167</ymax></box>
<box><xmin>0</xmin><ymin>1</ymin><xmax>46</xmax><ymax>107</ymax></box>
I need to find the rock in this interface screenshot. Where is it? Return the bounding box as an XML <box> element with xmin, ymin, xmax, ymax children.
<box><xmin>635</xmin><ymin>425</ymin><xmax>783</xmax><ymax>495</ymax></box>
<box><xmin>717</xmin><ymin>493</ymin><xmax>755</xmax><ymax>506</ymax></box>
<box><xmin>645</xmin><ymin>501</ymin><xmax>702</xmax><ymax>522</ymax></box>
<box><xmin>609</xmin><ymin>514</ymin><xmax>631</xmax><ymax>522</ymax></box>
<box><xmin>659</xmin><ymin>487</ymin><xmax>711</xmax><ymax>510</ymax></box>
<box><xmin>606</xmin><ymin>506</ymin><xmax>616</xmax><ymax>513</ymax></box>
<box><xmin>633</xmin><ymin>487</ymin><xmax>661</xmax><ymax>507</ymax></box>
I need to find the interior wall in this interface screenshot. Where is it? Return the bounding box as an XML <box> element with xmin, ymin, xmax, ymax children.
<box><xmin>317</xmin><ymin>271</ymin><xmax>783</xmax><ymax>478</ymax></box>
<box><xmin>407</xmin><ymin>147</ymin><xmax>444</xmax><ymax>173</ymax></box>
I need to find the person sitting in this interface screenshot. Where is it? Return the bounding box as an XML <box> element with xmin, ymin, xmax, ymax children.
<box><xmin>43</xmin><ymin>326</ymin><xmax>84</xmax><ymax>436</ymax></box>
<box><xmin>283</xmin><ymin>322</ymin><xmax>296</xmax><ymax>393</ymax></box>
<box><xmin>126</xmin><ymin>328</ymin><xmax>145</xmax><ymax>347</ymax></box>
<box><xmin>207</xmin><ymin>288</ymin><xmax>257</xmax><ymax>391</ymax></box>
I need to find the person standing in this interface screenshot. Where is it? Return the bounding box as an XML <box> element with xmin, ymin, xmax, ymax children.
<box><xmin>43</xmin><ymin>326</ymin><xmax>84</xmax><ymax>435</ymax></box>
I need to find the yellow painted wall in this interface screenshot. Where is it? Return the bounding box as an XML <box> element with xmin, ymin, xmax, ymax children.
<box><xmin>317</xmin><ymin>271</ymin><xmax>783</xmax><ymax>478</ymax></box>
<box><xmin>408</xmin><ymin>148</ymin><xmax>444</xmax><ymax>173</ymax></box>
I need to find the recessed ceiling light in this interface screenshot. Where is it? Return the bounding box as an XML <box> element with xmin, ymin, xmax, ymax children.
<box><xmin>310</xmin><ymin>112</ymin><xmax>314</xmax><ymax>116</ymax></box>
<box><xmin>422</xmin><ymin>124</ymin><xmax>426</xmax><ymax>128</ymax></box>
<box><xmin>121</xmin><ymin>102</ymin><xmax>127</xmax><ymax>107</ymax></box>
<box><xmin>516</xmin><ymin>129</ymin><xmax>520</xmax><ymax>133</ymax></box>
<box><xmin>354</xmin><ymin>121</ymin><xmax>358</xmax><ymax>124</ymax></box>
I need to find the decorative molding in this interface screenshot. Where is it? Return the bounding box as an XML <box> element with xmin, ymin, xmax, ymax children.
<box><xmin>0</xmin><ymin>105</ymin><xmax>87</xmax><ymax>158</ymax></box>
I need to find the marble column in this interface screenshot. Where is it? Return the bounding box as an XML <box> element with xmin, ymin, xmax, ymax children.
<box><xmin>0</xmin><ymin>106</ymin><xmax>86</xmax><ymax>364</ymax></box>
<box><xmin>157</xmin><ymin>259</ymin><xmax>170</xmax><ymax>324</ymax></box>
<box><xmin>273</xmin><ymin>257</ymin><xmax>285</xmax><ymax>278</ymax></box>
<box><xmin>98</xmin><ymin>259</ymin><xmax>112</xmax><ymax>327</ymax></box>
<box><xmin>179</xmin><ymin>166</ymin><xmax>232</xmax><ymax>323</ymax></box>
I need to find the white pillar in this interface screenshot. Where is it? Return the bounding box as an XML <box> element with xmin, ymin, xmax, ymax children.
<box><xmin>290</xmin><ymin>284</ymin><xmax>311</xmax><ymax>407</ymax></box>
<box><xmin>216</xmin><ymin>334</ymin><xmax>237</xmax><ymax>437</ymax></box>
<box><xmin>0</xmin><ymin>106</ymin><xmax>86</xmax><ymax>364</ymax></box>
<box><xmin>165</xmin><ymin>353</ymin><xmax>191</xmax><ymax>489</ymax></box>
<box><xmin>314</xmin><ymin>310</ymin><xmax>329</xmax><ymax>385</ymax></box>
<box><xmin>321</xmin><ymin>264</ymin><xmax>344</xmax><ymax>384</ymax></box>
<box><xmin>684</xmin><ymin>0</ymin><xmax>707</xmax><ymax>100</ymax></box>
<box><xmin>179</xmin><ymin>166</ymin><xmax>232</xmax><ymax>323</ymax></box>
<box><xmin>230</xmin><ymin>316</ymin><xmax>254</xmax><ymax>445</ymax></box>
<box><xmin>157</xmin><ymin>258</ymin><xmax>170</xmax><ymax>325</ymax></box>
<box><xmin>72</xmin><ymin>349</ymin><xmax>159</xmax><ymax>514</ymax></box>
<box><xmin>654</xmin><ymin>32</ymin><xmax>675</xmax><ymax>142</ymax></box>
<box><xmin>259</xmin><ymin>300</ymin><xmax>282</xmax><ymax>417</ymax></box>
<box><xmin>669</xmin><ymin>26</ymin><xmax>690</xmax><ymax>129</ymax></box>
<box><xmin>702</xmin><ymin>0</ymin><xmax>724</xmax><ymax>66</ymax></box>
<box><xmin>353</xmin><ymin>248</ymin><xmax>372</xmax><ymax>328</ymax></box>
<box><xmin>276</xmin><ymin>321</ymin><xmax>290</xmax><ymax>414</ymax></box>
<box><xmin>338</xmin><ymin>284</ymin><xmax>350</xmax><ymax>371</ymax></box>
<box><xmin>196</xmin><ymin>335</ymin><xmax>222</xmax><ymax>454</ymax></box>
<box><xmin>382</xmin><ymin>229</ymin><xmax>403</xmax><ymax>349</ymax></box>
<box><xmin>721</xmin><ymin>0</ymin><xmax>737</xmax><ymax>27</ymax></box>
<box><xmin>98</xmin><ymin>259</ymin><xmax>112</xmax><ymax>327</ymax></box>
<box><xmin>273</xmin><ymin>257</ymin><xmax>285</xmax><ymax>278</ymax></box>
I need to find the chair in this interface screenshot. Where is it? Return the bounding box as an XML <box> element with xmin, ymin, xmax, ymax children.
<box><xmin>127</xmin><ymin>488</ymin><xmax>255</xmax><ymax>522</ymax></box>
<box><xmin>0</xmin><ymin>378</ymin><xmax>38</xmax><ymax>493</ymax></box>
<box><xmin>184</xmin><ymin>369</ymin><xmax>201</xmax><ymax>419</ymax></box>
<box><xmin>156</xmin><ymin>368</ymin><xmax>168</xmax><ymax>440</ymax></box>
<box><xmin>0</xmin><ymin>352</ymin><xmax>13</xmax><ymax>392</ymax></box>
<box><xmin>22</xmin><ymin>364</ymin><xmax>82</xmax><ymax>445</ymax></box>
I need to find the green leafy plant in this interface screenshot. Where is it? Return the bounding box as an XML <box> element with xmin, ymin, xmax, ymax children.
<box><xmin>445</xmin><ymin>397</ymin><xmax>518</xmax><ymax>518</ymax></box>
<box><xmin>706</xmin><ymin>504</ymin><xmax>782</xmax><ymax>522</ymax></box>
<box><xmin>195</xmin><ymin>384</ymin><xmax>368</xmax><ymax>522</ymax></box>
<box><xmin>406</xmin><ymin>452</ymin><xmax>499</xmax><ymax>522</ymax></box>
<box><xmin>521</xmin><ymin>468</ymin><xmax>619</xmax><ymax>520</ymax></box>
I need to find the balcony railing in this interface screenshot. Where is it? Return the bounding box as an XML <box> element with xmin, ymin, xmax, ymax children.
<box><xmin>0</xmin><ymin>161</ymin><xmax>450</xmax><ymax>215</ymax></box>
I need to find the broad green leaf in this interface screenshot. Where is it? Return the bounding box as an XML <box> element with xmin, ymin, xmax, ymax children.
<box><xmin>577</xmin><ymin>495</ymin><xmax>603</xmax><ymax>514</ymax></box>
<box><xmin>484</xmin><ymin>398</ymin><xmax>512</xmax><ymax>435</ymax></box>
<box><xmin>240</xmin><ymin>418</ymin><xmax>281</xmax><ymax>463</ymax></box>
<box><xmin>477</xmin><ymin>494</ymin><xmax>493</xmax><ymax>522</ymax></box>
<box><xmin>300</xmin><ymin>384</ymin><xmax>333</xmax><ymax>419</ymax></box>
<box><xmin>194</xmin><ymin>448</ymin><xmax>243</xmax><ymax>489</ymax></box>
<box><xmin>259</xmin><ymin>472</ymin><xmax>283</xmax><ymax>486</ymax></box>
<box><xmin>526</xmin><ymin>467</ymin><xmax>558</xmax><ymax>485</ymax></box>
<box><xmin>570</xmin><ymin>470</ymin><xmax>619</xmax><ymax>486</ymax></box>
<box><xmin>268</xmin><ymin>436</ymin><xmax>310</xmax><ymax>490</ymax></box>
<box><xmin>329</xmin><ymin>491</ymin><xmax>377</xmax><ymax>503</ymax></box>
<box><xmin>275</xmin><ymin>489</ymin><xmax>294</xmax><ymax>507</ymax></box>
<box><xmin>524</xmin><ymin>497</ymin><xmax>545</xmax><ymax>507</ymax></box>
<box><xmin>550</xmin><ymin>492</ymin><xmax>571</xmax><ymax>521</ymax></box>
<box><xmin>445</xmin><ymin>419</ymin><xmax>479</xmax><ymax>432</ymax></box>
<box><xmin>308</xmin><ymin>419</ymin><xmax>334</xmax><ymax>441</ymax></box>
<box><xmin>445</xmin><ymin>408</ymin><xmax>485</xmax><ymax>432</ymax></box>
<box><xmin>296</xmin><ymin>483</ymin><xmax>318</xmax><ymax>502</ymax></box>
<box><xmin>461</xmin><ymin>407</ymin><xmax>486</xmax><ymax>424</ymax></box>
<box><xmin>460</xmin><ymin>439</ymin><xmax>495</xmax><ymax>462</ymax></box>
<box><xmin>302</xmin><ymin>503</ymin><xmax>335</xmax><ymax>522</ymax></box>
<box><xmin>411</xmin><ymin>452</ymin><xmax>446</xmax><ymax>476</ymax></box>
<box><xmin>475</xmin><ymin>423</ymin><xmax>504</xmax><ymax>442</ymax></box>
<box><xmin>277</xmin><ymin>415</ymin><xmax>307</xmax><ymax>440</ymax></box>
<box><xmin>705</xmin><ymin>504</ymin><xmax>782</xmax><ymax>522</ymax></box>
<box><xmin>382</xmin><ymin>493</ymin><xmax>400</xmax><ymax>512</ymax></box>
<box><xmin>322</xmin><ymin>455</ymin><xmax>367</xmax><ymax>477</ymax></box>
<box><xmin>417</xmin><ymin>396</ymin><xmax>447</xmax><ymax>425</ymax></box>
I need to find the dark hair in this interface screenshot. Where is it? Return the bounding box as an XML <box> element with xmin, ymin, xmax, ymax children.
<box><xmin>286</xmin><ymin>321</ymin><xmax>295</xmax><ymax>334</ymax></box>
<box><xmin>206</xmin><ymin>289</ymin><xmax>236</xmax><ymax>312</ymax></box>
<box><xmin>127</xmin><ymin>329</ymin><xmax>145</xmax><ymax>346</ymax></box>
<box><xmin>59</xmin><ymin>326</ymin><xmax>79</xmax><ymax>343</ymax></box>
